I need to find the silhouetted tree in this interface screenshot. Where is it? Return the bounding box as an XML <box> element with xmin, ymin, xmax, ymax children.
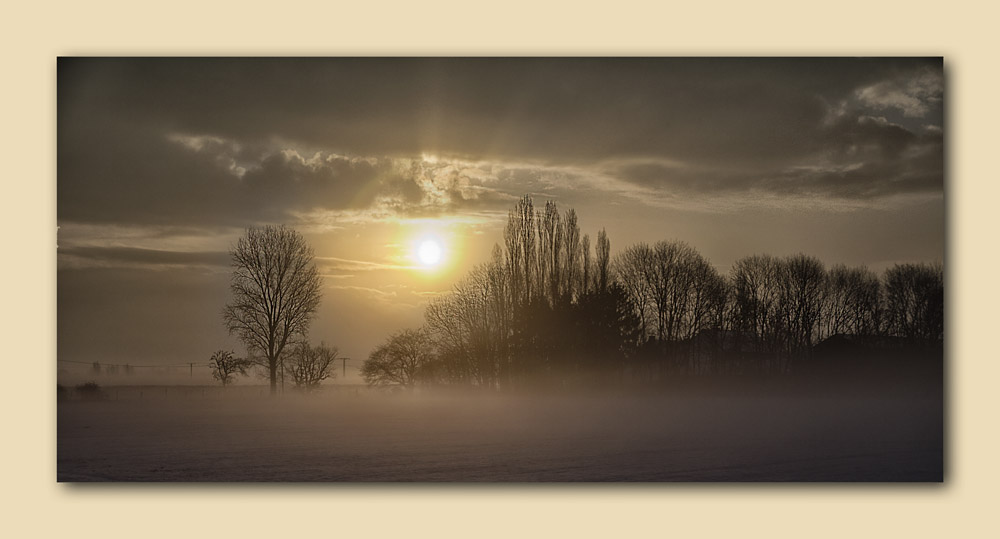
<box><xmin>730</xmin><ymin>254</ymin><xmax>783</xmax><ymax>363</ymax></box>
<box><xmin>775</xmin><ymin>254</ymin><xmax>827</xmax><ymax>360</ymax></box>
<box><xmin>562</xmin><ymin>208</ymin><xmax>582</xmax><ymax>301</ymax></box>
<box><xmin>504</xmin><ymin>195</ymin><xmax>536</xmax><ymax>306</ymax></box>
<box><xmin>425</xmin><ymin>253</ymin><xmax>512</xmax><ymax>389</ymax></box>
<box><xmin>615</xmin><ymin>243</ymin><xmax>656</xmax><ymax>338</ymax></box>
<box><xmin>688</xmin><ymin>254</ymin><xmax>729</xmax><ymax>344</ymax></box>
<box><xmin>729</xmin><ymin>254</ymin><xmax>827</xmax><ymax>369</ymax></box>
<box><xmin>572</xmin><ymin>284</ymin><xmax>644</xmax><ymax>378</ymax></box>
<box><xmin>362</xmin><ymin>328</ymin><xmax>435</xmax><ymax>388</ymax></box>
<box><xmin>595</xmin><ymin>228</ymin><xmax>610</xmax><ymax>293</ymax></box>
<box><xmin>824</xmin><ymin>265</ymin><xmax>883</xmax><ymax>337</ymax></box>
<box><xmin>284</xmin><ymin>341</ymin><xmax>338</xmax><ymax>391</ymax></box>
<box><xmin>75</xmin><ymin>382</ymin><xmax>105</xmax><ymax>401</ymax></box>
<box><xmin>538</xmin><ymin>200</ymin><xmax>563</xmax><ymax>305</ymax></box>
<box><xmin>615</xmin><ymin>241</ymin><xmax>725</xmax><ymax>343</ymax></box>
<box><xmin>427</xmin><ymin>197</ymin><xmax>622</xmax><ymax>389</ymax></box>
<box><xmin>485</xmin><ymin>245</ymin><xmax>515</xmax><ymax>385</ymax></box>
<box><xmin>884</xmin><ymin>262</ymin><xmax>944</xmax><ymax>340</ymax></box>
<box><xmin>208</xmin><ymin>350</ymin><xmax>250</xmax><ymax>386</ymax></box>
<box><xmin>223</xmin><ymin>225</ymin><xmax>322</xmax><ymax>396</ymax></box>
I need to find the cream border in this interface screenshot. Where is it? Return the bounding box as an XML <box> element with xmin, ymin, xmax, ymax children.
<box><xmin>5</xmin><ymin>1</ymin><xmax>997</xmax><ymax>537</ymax></box>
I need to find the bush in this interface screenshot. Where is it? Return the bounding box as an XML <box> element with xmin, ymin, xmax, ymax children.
<box><xmin>75</xmin><ymin>381</ymin><xmax>105</xmax><ymax>401</ymax></box>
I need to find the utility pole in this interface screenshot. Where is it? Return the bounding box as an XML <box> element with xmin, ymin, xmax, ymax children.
<box><xmin>340</xmin><ymin>357</ymin><xmax>350</xmax><ymax>378</ymax></box>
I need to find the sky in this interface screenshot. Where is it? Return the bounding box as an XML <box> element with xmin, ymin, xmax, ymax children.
<box><xmin>57</xmin><ymin>57</ymin><xmax>944</xmax><ymax>378</ymax></box>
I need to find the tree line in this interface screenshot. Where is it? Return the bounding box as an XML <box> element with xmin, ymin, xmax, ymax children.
<box><xmin>213</xmin><ymin>203</ymin><xmax>942</xmax><ymax>393</ymax></box>
<box><xmin>362</xmin><ymin>195</ymin><xmax>943</xmax><ymax>389</ymax></box>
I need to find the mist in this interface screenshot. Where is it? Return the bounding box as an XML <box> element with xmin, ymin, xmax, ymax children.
<box><xmin>58</xmin><ymin>355</ymin><xmax>941</xmax><ymax>482</ymax></box>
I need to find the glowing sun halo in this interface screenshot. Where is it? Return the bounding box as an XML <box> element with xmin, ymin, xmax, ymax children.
<box><xmin>417</xmin><ymin>239</ymin><xmax>443</xmax><ymax>266</ymax></box>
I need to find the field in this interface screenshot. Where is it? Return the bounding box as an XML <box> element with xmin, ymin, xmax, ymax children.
<box><xmin>57</xmin><ymin>376</ymin><xmax>943</xmax><ymax>482</ymax></box>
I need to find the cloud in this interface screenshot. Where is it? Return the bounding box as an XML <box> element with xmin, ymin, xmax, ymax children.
<box><xmin>326</xmin><ymin>284</ymin><xmax>439</xmax><ymax>311</ymax></box>
<box><xmin>315</xmin><ymin>256</ymin><xmax>418</xmax><ymax>272</ymax></box>
<box><xmin>58</xmin><ymin>57</ymin><xmax>944</xmax><ymax>225</ymax></box>
<box><xmin>239</xmin><ymin>149</ymin><xmax>389</xmax><ymax>212</ymax></box>
<box><xmin>58</xmin><ymin>121</ymin><xmax>247</xmax><ymax>227</ymax></box>
<box><xmin>604</xmin><ymin>108</ymin><xmax>942</xmax><ymax>202</ymax></box>
<box><xmin>855</xmin><ymin>66</ymin><xmax>944</xmax><ymax>118</ymax></box>
<box><xmin>60</xmin><ymin>122</ymin><xmax>520</xmax><ymax>228</ymax></box>
<box><xmin>60</xmin><ymin>58</ymin><xmax>940</xmax><ymax>164</ymax></box>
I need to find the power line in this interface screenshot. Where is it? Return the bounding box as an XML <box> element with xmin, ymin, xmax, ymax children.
<box><xmin>57</xmin><ymin>359</ymin><xmax>210</xmax><ymax>369</ymax></box>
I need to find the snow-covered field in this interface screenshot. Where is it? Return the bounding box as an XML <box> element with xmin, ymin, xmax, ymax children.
<box><xmin>57</xmin><ymin>382</ymin><xmax>943</xmax><ymax>482</ymax></box>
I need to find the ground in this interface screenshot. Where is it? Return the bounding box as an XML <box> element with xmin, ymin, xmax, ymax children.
<box><xmin>57</xmin><ymin>379</ymin><xmax>943</xmax><ymax>482</ymax></box>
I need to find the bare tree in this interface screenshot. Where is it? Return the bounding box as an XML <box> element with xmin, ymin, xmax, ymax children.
<box><xmin>688</xmin><ymin>254</ymin><xmax>728</xmax><ymax>339</ymax></box>
<box><xmin>650</xmin><ymin>241</ymin><xmax>691</xmax><ymax>342</ymax></box>
<box><xmin>425</xmin><ymin>254</ymin><xmax>512</xmax><ymax>389</ymax></box>
<box><xmin>208</xmin><ymin>350</ymin><xmax>250</xmax><ymax>386</ymax></box>
<box><xmin>730</xmin><ymin>254</ymin><xmax>782</xmax><ymax>356</ymax></box>
<box><xmin>537</xmin><ymin>200</ymin><xmax>563</xmax><ymax>305</ymax></box>
<box><xmin>362</xmin><ymin>328</ymin><xmax>436</xmax><ymax>388</ymax></box>
<box><xmin>595</xmin><ymin>228</ymin><xmax>610</xmax><ymax>293</ymax></box>
<box><xmin>823</xmin><ymin>265</ymin><xmax>853</xmax><ymax>337</ymax></box>
<box><xmin>884</xmin><ymin>262</ymin><xmax>943</xmax><ymax>340</ymax></box>
<box><xmin>824</xmin><ymin>265</ymin><xmax>883</xmax><ymax>337</ymax></box>
<box><xmin>848</xmin><ymin>267</ymin><xmax>883</xmax><ymax>336</ymax></box>
<box><xmin>223</xmin><ymin>225</ymin><xmax>323</xmax><ymax>396</ymax></box>
<box><xmin>504</xmin><ymin>195</ymin><xmax>536</xmax><ymax>306</ymax></box>
<box><xmin>614</xmin><ymin>243</ymin><xmax>656</xmax><ymax>338</ymax></box>
<box><xmin>775</xmin><ymin>254</ymin><xmax>827</xmax><ymax>360</ymax></box>
<box><xmin>284</xmin><ymin>341</ymin><xmax>338</xmax><ymax>391</ymax></box>
<box><xmin>485</xmin><ymin>245</ymin><xmax>514</xmax><ymax>386</ymax></box>
<box><xmin>616</xmin><ymin>240</ymin><xmax>725</xmax><ymax>343</ymax></box>
<box><xmin>562</xmin><ymin>208</ymin><xmax>581</xmax><ymax>301</ymax></box>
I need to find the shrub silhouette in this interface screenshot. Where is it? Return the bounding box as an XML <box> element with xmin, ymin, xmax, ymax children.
<box><xmin>75</xmin><ymin>381</ymin><xmax>105</xmax><ymax>401</ymax></box>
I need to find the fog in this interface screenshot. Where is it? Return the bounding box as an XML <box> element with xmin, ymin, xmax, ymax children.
<box><xmin>58</xmin><ymin>362</ymin><xmax>942</xmax><ymax>482</ymax></box>
<box><xmin>57</xmin><ymin>361</ymin><xmax>364</xmax><ymax>387</ymax></box>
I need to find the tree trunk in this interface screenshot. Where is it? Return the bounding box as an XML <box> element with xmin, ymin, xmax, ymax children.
<box><xmin>269</xmin><ymin>359</ymin><xmax>278</xmax><ymax>396</ymax></box>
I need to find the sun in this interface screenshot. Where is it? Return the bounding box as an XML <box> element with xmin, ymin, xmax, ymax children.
<box><xmin>417</xmin><ymin>239</ymin><xmax>443</xmax><ymax>266</ymax></box>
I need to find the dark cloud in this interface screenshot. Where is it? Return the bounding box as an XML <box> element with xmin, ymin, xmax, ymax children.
<box><xmin>608</xmin><ymin>105</ymin><xmax>942</xmax><ymax>199</ymax></box>
<box><xmin>60</xmin><ymin>57</ymin><xmax>942</xmax><ymax>160</ymax></box>
<box><xmin>59</xmin><ymin>57</ymin><xmax>943</xmax><ymax>228</ymax></box>
<box><xmin>240</xmin><ymin>151</ymin><xmax>387</xmax><ymax>211</ymax></box>
<box><xmin>58</xmin><ymin>120</ymin><xmax>245</xmax><ymax>226</ymax></box>
<box><xmin>59</xmin><ymin>122</ymin><xmax>438</xmax><ymax>226</ymax></box>
<box><xmin>58</xmin><ymin>57</ymin><xmax>943</xmax><ymax>230</ymax></box>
